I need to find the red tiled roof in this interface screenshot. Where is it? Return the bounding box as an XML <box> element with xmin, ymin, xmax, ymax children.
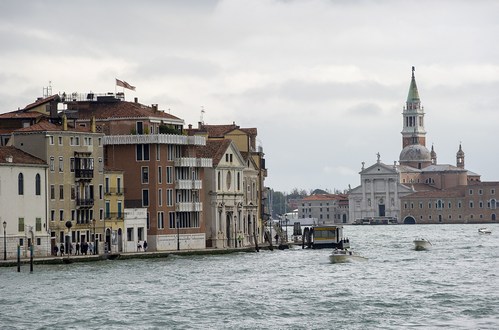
<box><xmin>302</xmin><ymin>194</ymin><xmax>348</xmax><ymax>201</ymax></box>
<box><xmin>23</xmin><ymin>95</ymin><xmax>60</xmax><ymax>111</ymax></box>
<box><xmin>0</xmin><ymin>110</ymin><xmax>44</xmax><ymax>119</ymax></box>
<box><xmin>193</xmin><ymin>124</ymin><xmax>257</xmax><ymax>138</ymax></box>
<box><xmin>68</xmin><ymin>101</ymin><xmax>182</xmax><ymax>122</ymax></box>
<box><xmin>196</xmin><ymin>139</ymin><xmax>232</xmax><ymax>166</ymax></box>
<box><xmin>14</xmin><ymin>119</ymin><xmax>91</xmax><ymax>133</ymax></box>
<box><xmin>0</xmin><ymin>146</ymin><xmax>46</xmax><ymax>165</ymax></box>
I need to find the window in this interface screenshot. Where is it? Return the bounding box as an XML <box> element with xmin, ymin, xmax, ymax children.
<box><xmin>156</xmin><ymin>145</ymin><xmax>160</xmax><ymax>161</ymax></box>
<box><xmin>98</xmin><ymin>158</ymin><xmax>103</xmax><ymax>173</ymax></box>
<box><xmin>158</xmin><ymin>167</ymin><xmax>162</xmax><ymax>184</ymax></box>
<box><xmin>469</xmin><ymin>201</ymin><xmax>474</xmax><ymax>208</ymax></box>
<box><xmin>118</xmin><ymin>201</ymin><xmax>122</xmax><ymax>218</ymax></box>
<box><xmin>136</xmin><ymin>144</ymin><xmax>150</xmax><ymax>161</ymax></box>
<box><xmin>70</xmin><ymin>158</ymin><xmax>75</xmax><ymax>172</ymax></box>
<box><xmin>49</xmin><ymin>157</ymin><xmax>55</xmax><ymax>171</ymax></box>
<box><xmin>117</xmin><ymin>177</ymin><xmax>122</xmax><ymax>194</ymax></box>
<box><xmin>49</xmin><ymin>136</ymin><xmax>54</xmax><ymax>145</ymax></box>
<box><xmin>58</xmin><ymin>136</ymin><xmax>63</xmax><ymax>145</ymax></box>
<box><xmin>99</xmin><ymin>184</ymin><xmax>103</xmax><ymax>199</ymax></box>
<box><xmin>127</xmin><ymin>228</ymin><xmax>134</xmax><ymax>241</ymax></box>
<box><xmin>138</xmin><ymin>227</ymin><xmax>144</xmax><ymax>241</ymax></box>
<box><xmin>142</xmin><ymin>189</ymin><xmax>149</xmax><ymax>207</ymax></box>
<box><xmin>158</xmin><ymin>189</ymin><xmax>163</xmax><ymax>206</ymax></box>
<box><xmin>18</xmin><ymin>217</ymin><xmax>24</xmax><ymax>232</ymax></box>
<box><xmin>142</xmin><ymin>167</ymin><xmax>149</xmax><ymax>184</ymax></box>
<box><xmin>469</xmin><ymin>189</ymin><xmax>473</xmax><ymax>195</ymax></box>
<box><xmin>35</xmin><ymin>174</ymin><xmax>41</xmax><ymax>195</ymax></box>
<box><xmin>50</xmin><ymin>210</ymin><xmax>55</xmax><ymax>221</ymax></box>
<box><xmin>167</xmin><ymin>167</ymin><xmax>173</xmax><ymax>184</ymax></box>
<box><xmin>18</xmin><ymin>173</ymin><xmax>24</xmax><ymax>195</ymax></box>
<box><xmin>105</xmin><ymin>177</ymin><xmax>110</xmax><ymax>194</ymax></box>
<box><xmin>59</xmin><ymin>185</ymin><xmax>64</xmax><ymax>200</ymax></box>
<box><xmin>158</xmin><ymin>212</ymin><xmax>164</xmax><ymax>229</ymax></box>
<box><xmin>59</xmin><ymin>157</ymin><xmax>64</xmax><ymax>172</ymax></box>
<box><xmin>169</xmin><ymin>212</ymin><xmax>175</xmax><ymax>229</ymax></box>
<box><xmin>71</xmin><ymin>186</ymin><xmax>76</xmax><ymax>200</ymax></box>
<box><xmin>36</xmin><ymin>218</ymin><xmax>42</xmax><ymax>232</ymax></box>
<box><xmin>167</xmin><ymin>189</ymin><xmax>173</xmax><ymax>206</ymax></box>
<box><xmin>59</xmin><ymin>210</ymin><xmax>64</xmax><ymax>221</ymax></box>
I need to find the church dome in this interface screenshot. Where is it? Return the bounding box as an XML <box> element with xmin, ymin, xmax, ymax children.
<box><xmin>399</xmin><ymin>144</ymin><xmax>431</xmax><ymax>163</ymax></box>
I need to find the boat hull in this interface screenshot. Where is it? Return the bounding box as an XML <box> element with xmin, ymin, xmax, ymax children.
<box><xmin>414</xmin><ymin>240</ymin><xmax>431</xmax><ymax>251</ymax></box>
<box><xmin>329</xmin><ymin>250</ymin><xmax>368</xmax><ymax>263</ymax></box>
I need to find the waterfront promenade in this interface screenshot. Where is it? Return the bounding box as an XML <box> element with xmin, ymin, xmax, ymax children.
<box><xmin>0</xmin><ymin>244</ymin><xmax>282</xmax><ymax>268</ymax></box>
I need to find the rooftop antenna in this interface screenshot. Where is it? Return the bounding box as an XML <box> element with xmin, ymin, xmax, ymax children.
<box><xmin>200</xmin><ymin>106</ymin><xmax>205</xmax><ymax>124</ymax></box>
<box><xmin>43</xmin><ymin>81</ymin><xmax>52</xmax><ymax>98</ymax></box>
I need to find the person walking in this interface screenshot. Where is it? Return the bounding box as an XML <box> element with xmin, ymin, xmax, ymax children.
<box><xmin>143</xmin><ymin>241</ymin><xmax>148</xmax><ymax>252</ymax></box>
<box><xmin>60</xmin><ymin>243</ymin><xmax>65</xmax><ymax>256</ymax></box>
<box><xmin>76</xmin><ymin>242</ymin><xmax>80</xmax><ymax>255</ymax></box>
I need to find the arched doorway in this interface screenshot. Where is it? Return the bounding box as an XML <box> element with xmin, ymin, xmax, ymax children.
<box><xmin>403</xmin><ymin>216</ymin><xmax>416</xmax><ymax>224</ymax></box>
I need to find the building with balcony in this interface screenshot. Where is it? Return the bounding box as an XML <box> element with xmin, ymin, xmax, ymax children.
<box><xmin>63</xmin><ymin>95</ymin><xmax>212</xmax><ymax>251</ymax></box>
<box><xmin>188</xmin><ymin>122</ymin><xmax>267</xmax><ymax>245</ymax></box>
<box><xmin>9</xmin><ymin>117</ymin><xmax>105</xmax><ymax>253</ymax></box>
<box><xmin>0</xmin><ymin>146</ymin><xmax>50</xmax><ymax>258</ymax></box>
<box><xmin>104</xmin><ymin>167</ymin><xmax>125</xmax><ymax>253</ymax></box>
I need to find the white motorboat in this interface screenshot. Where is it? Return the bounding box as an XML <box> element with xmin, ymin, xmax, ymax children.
<box><xmin>413</xmin><ymin>238</ymin><xmax>432</xmax><ymax>251</ymax></box>
<box><xmin>478</xmin><ymin>228</ymin><xmax>492</xmax><ymax>234</ymax></box>
<box><xmin>329</xmin><ymin>248</ymin><xmax>368</xmax><ymax>263</ymax></box>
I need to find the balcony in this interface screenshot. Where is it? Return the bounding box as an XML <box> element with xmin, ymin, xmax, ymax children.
<box><xmin>104</xmin><ymin>212</ymin><xmax>125</xmax><ymax>220</ymax></box>
<box><xmin>76</xmin><ymin>198</ymin><xmax>94</xmax><ymax>208</ymax></box>
<box><xmin>175</xmin><ymin>202</ymin><xmax>202</xmax><ymax>212</ymax></box>
<box><xmin>175</xmin><ymin>179</ymin><xmax>202</xmax><ymax>190</ymax></box>
<box><xmin>75</xmin><ymin>169</ymin><xmax>94</xmax><ymax>179</ymax></box>
<box><xmin>104</xmin><ymin>188</ymin><xmax>126</xmax><ymax>195</ymax></box>
<box><xmin>174</xmin><ymin>157</ymin><xmax>212</xmax><ymax>168</ymax></box>
<box><xmin>103</xmin><ymin>134</ymin><xmax>206</xmax><ymax>146</ymax></box>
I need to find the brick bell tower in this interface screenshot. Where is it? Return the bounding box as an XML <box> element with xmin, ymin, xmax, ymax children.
<box><xmin>401</xmin><ymin>66</ymin><xmax>426</xmax><ymax>148</ymax></box>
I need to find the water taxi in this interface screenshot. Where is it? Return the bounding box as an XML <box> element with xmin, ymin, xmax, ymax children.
<box><xmin>413</xmin><ymin>238</ymin><xmax>432</xmax><ymax>251</ymax></box>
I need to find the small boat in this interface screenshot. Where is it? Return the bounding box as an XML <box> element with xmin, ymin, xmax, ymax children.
<box><xmin>413</xmin><ymin>238</ymin><xmax>432</xmax><ymax>251</ymax></box>
<box><xmin>478</xmin><ymin>228</ymin><xmax>492</xmax><ymax>234</ymax></box>
<box><xmin>329</xmin><ymin>248</ymin><xmax>368</xmax><ymax>263</ymax></box>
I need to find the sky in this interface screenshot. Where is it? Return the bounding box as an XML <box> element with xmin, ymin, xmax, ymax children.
<box><xmin>1</xmin><ymin>0</ymin><xmax>499</xmax><ymax>193</ymax></box>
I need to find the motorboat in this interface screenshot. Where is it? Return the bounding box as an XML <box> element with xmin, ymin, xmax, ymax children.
<box><xmin>478</xmin><ymin>228</ymin><xmax>492</xmax><ymax>234</ymax></box>
<box><xmin>329</xmin><ymin>248</ymin><xmax>368</xmax><ymax>263</ymax></box>
<box><xmin>413</xmin><ymin>238</ymin><xmax>432</xmax><ymax>251</ymax></box>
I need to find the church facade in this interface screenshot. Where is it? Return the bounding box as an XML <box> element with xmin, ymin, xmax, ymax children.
<box><xmin>349</xmin><ymin>67</ymin><xmax>499</xmax><ymax>224</ymax></box>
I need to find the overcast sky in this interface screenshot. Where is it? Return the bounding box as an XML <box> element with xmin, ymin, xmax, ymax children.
<box><xmin>1</xmin><ymin>0</ymin><xmax>499</xmax><ymax>193</ymax></box>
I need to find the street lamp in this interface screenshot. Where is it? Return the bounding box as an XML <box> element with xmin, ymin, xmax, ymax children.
<box><xmin>3</xmin><ymin>221</ymin><xmax>6</xmax><ymax>260</ymax></box>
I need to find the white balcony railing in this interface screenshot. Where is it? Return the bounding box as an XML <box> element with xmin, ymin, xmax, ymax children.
<box><xmin>175</xmin><ymin>202</ymin><xmax>202</xmax><ymax>212</ymax></box>
<box><xmin>175</xmin><ymin>180</ymin><xmax>203</xmax><ymax>190</ymax></box>
<box><xmin>104</xmin><ymin>134</ymin><xmax>206</xmax><ymax>146</ymax></box>
<box><xmin>174</xmin><ymin>157</ymin><xmax>212</xmax><ymax>168</ymax></box>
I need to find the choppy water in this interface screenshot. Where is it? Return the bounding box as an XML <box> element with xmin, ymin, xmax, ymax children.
<box><xmin>1</xmin><ymin>224</ymin><xmax>498</xmax><ymax>330</ymax></box>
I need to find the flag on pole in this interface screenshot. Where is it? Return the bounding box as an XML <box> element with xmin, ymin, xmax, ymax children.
<box><xmin>115</xmin><ymin>78</ymin><xmax>136</xmax><ymax>91</ymax></box>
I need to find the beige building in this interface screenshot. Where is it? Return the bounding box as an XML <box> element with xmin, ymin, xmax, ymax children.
<box><xmin>10</xmin><ymin>117</ymin><xmax>105</xmax><ymax>253</ymax></box>
<box><xmin>298</xmin><ymin>194</ymin><xmax>349</xmax><ymax>225</ymax></box>
<box><xmin>104</xmin><ymin>167</ymin><xmax>125</xmax><ymax>253</ymax></box>
<box><xmin>188</xmin><ymin>122</ymin><xmax>267</xmax><ymax>245</ymax></box>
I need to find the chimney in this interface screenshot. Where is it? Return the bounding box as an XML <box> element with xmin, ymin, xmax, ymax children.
<box><xmin>62</xmin><ymin>114</ymin><xmax>68</xmax><ymax>131</ymax></box>
<box><xmin>151</xmin><ymin>104</ymin><xmax>158</xmax><ymax>112</ymax></box>
<box><xmin>5</xmin><ymin>155</ymin><xmax>13</xmax><ymax>163</ymax></box>
<box><xmin>91</xmin><ymin>116</ymin><xmax>96</xmax><ymax>133</ymax></box>
<box><xmin>134</xmin><ymin>97</ymin><xmax>138</xmax><ymax>103</ymax></box>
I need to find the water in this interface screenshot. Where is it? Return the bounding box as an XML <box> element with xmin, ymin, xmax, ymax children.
<box><xmin>1</xmin><ymin>224</ymin><xmax>498</xmax><ymax>329</ymax></box>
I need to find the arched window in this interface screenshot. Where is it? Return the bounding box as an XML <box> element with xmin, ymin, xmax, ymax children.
<box><xmin>35</xmin><ymin>174</ymin><xmax>41</xmax><ymax>195</ymax></box>
<box><xmin>18</xmin><ymin>173</ymin><xmax>24</xmax><ymax>195</ymax></box>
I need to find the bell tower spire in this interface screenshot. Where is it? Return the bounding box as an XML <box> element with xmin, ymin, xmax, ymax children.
<box><xmin>401</xmin><ymin>66</ymin><xmax>426</xmax><ymax>148</ymax></box>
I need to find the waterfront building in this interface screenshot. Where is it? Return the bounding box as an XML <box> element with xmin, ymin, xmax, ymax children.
<box><xmin>196</xmin><ymin>139</ymin><xmax>260</xmax><ymax>248</ymax></box>
<box><xmin>349</xmin><ymin>67</ymin><xmax>499</xmax><ymax>224</ymax></box>
<box><xmin>298</xmin><ymin>193</ymin><xmax>349</xmax><ymax>225</ymax></box>
<box><xmin>9</xmin><ymin>117</ymin><xmax>106</xmax><ymax>253</ymax></box>
<box><xmin>0</xmin><ymin>146</ymin><xmax>50</xmax><ymax>258</ymax></box>
<box><xmin>188</xmin><ymin>122</ymin><xmax>267</xmax><ymax>244</ymax></box>
<box><xmin>123</xmin><ymin>208</ymin><xmax>148</xmax><ymax>253</ymax></box>
<box><xmin>104</xmin><ymin>167</ymin><xmax>125</xmax><ymax>253</ymax></box>
<box><xmin>64</xmin><ymin>95</ymin><xmax>212</xmax><ymax>251</ymax></box>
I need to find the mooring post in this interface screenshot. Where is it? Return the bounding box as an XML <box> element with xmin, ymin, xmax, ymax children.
<box><xmin>17</xmin><ymin>244</ymin><xmax>20</xmax><ymax>272</ymax></box>
<box><xmin>30</xmin><ymin>244</ymin><xmax>33</xmax><ymax>273</ymax></box>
